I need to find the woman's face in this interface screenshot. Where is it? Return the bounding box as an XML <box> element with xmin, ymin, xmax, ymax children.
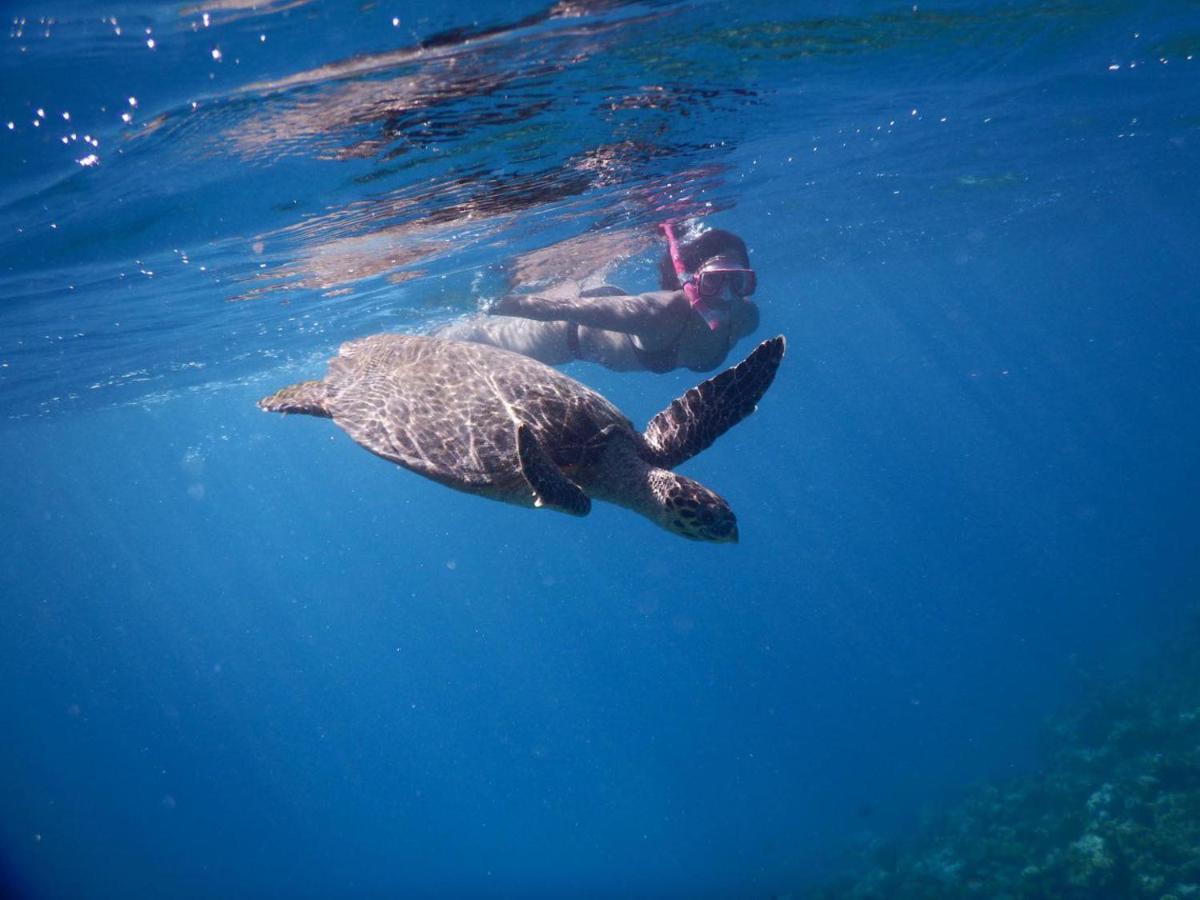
<box><xmin>692</xmin><ymin>254</ymin><xmax>758</xmax><ymax>335</ymax></box>
<box><xmin>693</xmin><ymin>254</ymin><xmax>757</xmax><ymax>302</ymax></box>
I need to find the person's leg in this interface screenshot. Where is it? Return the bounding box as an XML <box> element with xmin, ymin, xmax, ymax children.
<box><xmin>432</xmin><ymin>315</ymin><xmax>574</xmax><ymax>365</ymax></box>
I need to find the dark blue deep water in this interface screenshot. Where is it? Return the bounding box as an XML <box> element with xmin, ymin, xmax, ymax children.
<box><xmin>2</xmin><ymin>1</ymin><xmax>1199</xmax><ymax>897</ymax></box>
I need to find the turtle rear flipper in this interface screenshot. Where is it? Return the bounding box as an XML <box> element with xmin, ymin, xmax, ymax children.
<box><xmin>517</xmin><ymin>424</ymin><xmax>591</xmax><ymax>516</ymax></box>
<box><xmin>258</xmin><ymin>380</ymin><xmax>332</xmax><ymax>418</ymax></box>
<box><xmin>642</xmin><ymin>335</ymin><xmax>785</xmax><ymax>469</ymax></box>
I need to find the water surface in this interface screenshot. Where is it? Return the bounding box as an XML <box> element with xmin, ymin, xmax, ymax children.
<box><xmin>2</xmin><ymin>1</ymin><xmax>1198</xmax><ymax>896</ymax></box>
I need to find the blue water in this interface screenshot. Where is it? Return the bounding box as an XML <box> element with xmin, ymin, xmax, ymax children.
<box><xmin>2</xmin><ymin>1</ymin><xmax>1199</xmax><ymax>896</ymax></box>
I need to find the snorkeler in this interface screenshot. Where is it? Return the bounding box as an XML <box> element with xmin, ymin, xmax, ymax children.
<box><xmin>434</xmin><ymin>225</ymin><xmax>760</xmax><ymax>373</ymax></box>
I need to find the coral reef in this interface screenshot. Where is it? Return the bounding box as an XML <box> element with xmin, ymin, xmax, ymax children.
<box><xmin>805</xmin><ymin>625</ymin><xmax>1200</xmax><ymax>900</ymax></box>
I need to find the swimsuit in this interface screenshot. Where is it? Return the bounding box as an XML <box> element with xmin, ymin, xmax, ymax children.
<box><xmin>628</xmin><ymin>334</ymin><xmax>678</xmax><ymax>373</ymax></box>
<box><xmin>566</xmin><ymin>321</ymin><xmax>581</xmax><ymax>359</ymax></box>
<box><xmin>566</xmin><ymin>318</ymin><xmax>680</xmax><ymax>371</ymax></box>
<box><xmin>568</xmin><ymin>285</ymin><xmax>696</xmax><ymax>372</ymax></box>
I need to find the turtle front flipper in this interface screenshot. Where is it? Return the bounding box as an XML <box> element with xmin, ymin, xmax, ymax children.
<box><xmin>258</xmin><ymin>380</ymin><xmax>332</xmax><ymax>418</ymax></box>
<box><xmin>642</xmin><ymin>335</ymin><xmax>786</xmax><ymax>469</ymax></box>
<box><xmin>517</xmin><ymin>424</ymin><xmax>591</xmax><ymax>516</ymax></box>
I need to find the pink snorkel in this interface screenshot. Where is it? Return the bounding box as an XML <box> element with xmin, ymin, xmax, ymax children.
<box><xmin>661</xmin><ymin>222</ymin><xmax>723</xmax><ymax>331</ymax></box>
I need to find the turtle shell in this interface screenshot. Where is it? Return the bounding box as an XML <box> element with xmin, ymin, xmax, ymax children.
<box><xmin>316</xmin><ymin>333</ymin><xmax>634</xmax><ymax>494</ymax></box>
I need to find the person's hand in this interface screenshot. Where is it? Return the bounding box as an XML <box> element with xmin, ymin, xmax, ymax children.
<box><xmin>487</xmin><ymin>294</ymin><xmax>522</xmax><ymax>317</ymax></box>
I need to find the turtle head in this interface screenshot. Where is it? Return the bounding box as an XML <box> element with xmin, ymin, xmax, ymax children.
<box><xmin>593</xmin><ymin>427</ymin><xmax>738</xmax><ymax>542</ymax></box>
<box><xmin>651</xmin><ymin>471</ymin><xmax>738</xmax><ymax>543</ymax></box>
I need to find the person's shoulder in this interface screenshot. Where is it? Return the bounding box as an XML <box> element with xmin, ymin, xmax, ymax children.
<box><xmin>579</xmin><ymin>284</ymin><xmax>629</xmax><ymax>298</ymax></box>
<box><xmin>636</xmin><ymin>289</ymin><xmax>688</xmax><ymax>311</ymax></box>
<box><xmin>583</xmin><ymin>287</ymin><xmax>686</xmax><ymax>320</ymax></box>
<box><xmin>639</xmin><ymin>289</ymin><xmax>683</xmax><ymax>302</ymax></box>
<box><xmin>636</xmin><ymin>291</ymin><xmax>690</xmax><ymax>336</ymax></box>
<box><xmin>578</xmin><ymin>285</ymin><xmax>682</xmax><ymax>302</ymax></box>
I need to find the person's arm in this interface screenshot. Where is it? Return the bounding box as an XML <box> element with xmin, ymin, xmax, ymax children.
<box><xmin>489</xmin><ymin>290</ymin><xmax>684</xmax><ymax>336</ymax></box>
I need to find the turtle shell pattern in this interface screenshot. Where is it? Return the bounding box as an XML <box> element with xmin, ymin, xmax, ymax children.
<box><xmin>317</xmin><ymin>333</ymin><xmax>635</xmax><ymax>500</ymax></box>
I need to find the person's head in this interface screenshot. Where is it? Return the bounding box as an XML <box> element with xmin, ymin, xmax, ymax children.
<box><xmin>659</xmin><ymin>226</ymin><xmax>757</xmax><ymax>332</ymax></box>
<box><xmin>658</xmin><ymin>228</ymin><xmax>751</xmax><ymax>291</ymax></box>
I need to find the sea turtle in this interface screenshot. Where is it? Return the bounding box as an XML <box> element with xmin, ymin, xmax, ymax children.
<box><xmin>258</xmin><ymin>333</ymin><xmax>785</xmax><ymax>542</ymax></box>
